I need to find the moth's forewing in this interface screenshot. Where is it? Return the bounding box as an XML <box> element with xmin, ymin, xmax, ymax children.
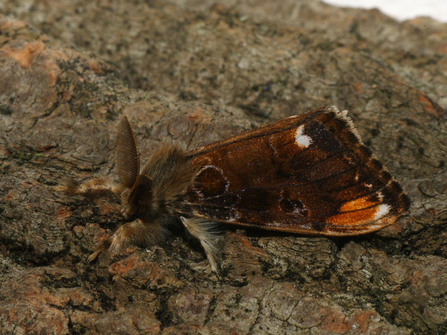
<box><xmin>117</xmin><ymin>116</ymin><xmax>140</xmax><ymax>189</ymax></box>
<box><xmin>183</xmin><ymin>106</ymin><xmax>410</xmax><ymax>236</ymax></box>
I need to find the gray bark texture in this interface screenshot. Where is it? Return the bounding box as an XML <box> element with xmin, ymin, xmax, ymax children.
<box><xmin>1</xmin><ymin>0</ymin><xmax>446</xmax><ymax>334</ymax></box>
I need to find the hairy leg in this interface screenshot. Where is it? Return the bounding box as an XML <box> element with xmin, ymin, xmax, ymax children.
<box><xmin>180</xmin><ymin>217</ymin><xmax>220</xmax><ymax>272</ymax></box>
<box><xmin>88</xmin><ymin>219</ymin><xmax>161</xmax><ymax>262</ymax></box>
<box><xmin>55</xmin><ymin>178</ymin><xmax>122</xmax><ymax>198</ymax></box>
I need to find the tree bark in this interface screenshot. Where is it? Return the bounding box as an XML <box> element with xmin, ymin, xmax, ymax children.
<box><xmin>0</xmin><ymin>1</ymin><xmax>446</xmax><ymax>334</ymax></box>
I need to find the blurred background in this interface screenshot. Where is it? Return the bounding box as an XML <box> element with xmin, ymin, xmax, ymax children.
<box><xmin>323</xmin><ymin>0</ymin><xmax>447</xmax><ymax>22</ymax></box>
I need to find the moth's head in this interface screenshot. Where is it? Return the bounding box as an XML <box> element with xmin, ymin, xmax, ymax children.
<box><xmin>120</xmin><ymin>174</ymin><xmax>153</xmax><ymax>221</ymax></box>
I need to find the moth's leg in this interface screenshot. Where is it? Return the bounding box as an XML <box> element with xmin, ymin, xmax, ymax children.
<box><xmin>55</xmin><ymin>178</ymin><xmax>122</xmax><ymax>198</ymax></box>
<box><xmin>87</xmin><ymin>219</ymin><xmax>160</xmax><ymax>262</ymax></box>
<box><xmin>180</xmin><ymin>217</ymin><xmax>220</xmax><ymax>272</ymax></box>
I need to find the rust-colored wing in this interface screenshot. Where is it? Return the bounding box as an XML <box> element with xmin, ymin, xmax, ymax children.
<box><xmin>183</xmin><ymin>106</ymin><xmax>410</xmax><ymax>236</ymax></box>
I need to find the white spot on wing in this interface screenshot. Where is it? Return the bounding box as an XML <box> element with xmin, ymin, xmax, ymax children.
<box><xmin>295</xmin><ymin>125</ymin><xmax>312</xmax><ymax>148</ymax></box>
<box><xmin>374</xmin><ymin>204</ymin><xmax>390</xmax><ymax>220</ymax></box>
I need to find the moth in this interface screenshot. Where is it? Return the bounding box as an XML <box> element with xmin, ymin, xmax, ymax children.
<box><xmin>58</xmin><ymin>106</ymin><xmax>410</xmax><ymax>271</ymax></box>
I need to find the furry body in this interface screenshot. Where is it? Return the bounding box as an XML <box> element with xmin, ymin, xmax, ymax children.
<box><xmin>59</xmin><ymin>118</ymin><xmax>220</xmax><ymax>270</ymax></box>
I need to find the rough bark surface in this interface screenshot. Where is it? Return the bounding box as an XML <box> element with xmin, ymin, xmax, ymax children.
<box><xmin>0</xmin><ymin>1</ymin><xmax>446</xmax><ymax>334</ymax></box>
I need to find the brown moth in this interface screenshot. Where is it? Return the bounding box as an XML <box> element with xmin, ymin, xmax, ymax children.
<box><xmin>58</xmin><ymin>106</ymin><xmax>410</xmax><ymax>271</ymax></box>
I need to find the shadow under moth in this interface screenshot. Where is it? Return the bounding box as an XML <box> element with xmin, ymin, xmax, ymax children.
<box><xmin>58</xmin><ymin>106</ymin><xmax>410</xmax><ymax>272</ymax></box>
